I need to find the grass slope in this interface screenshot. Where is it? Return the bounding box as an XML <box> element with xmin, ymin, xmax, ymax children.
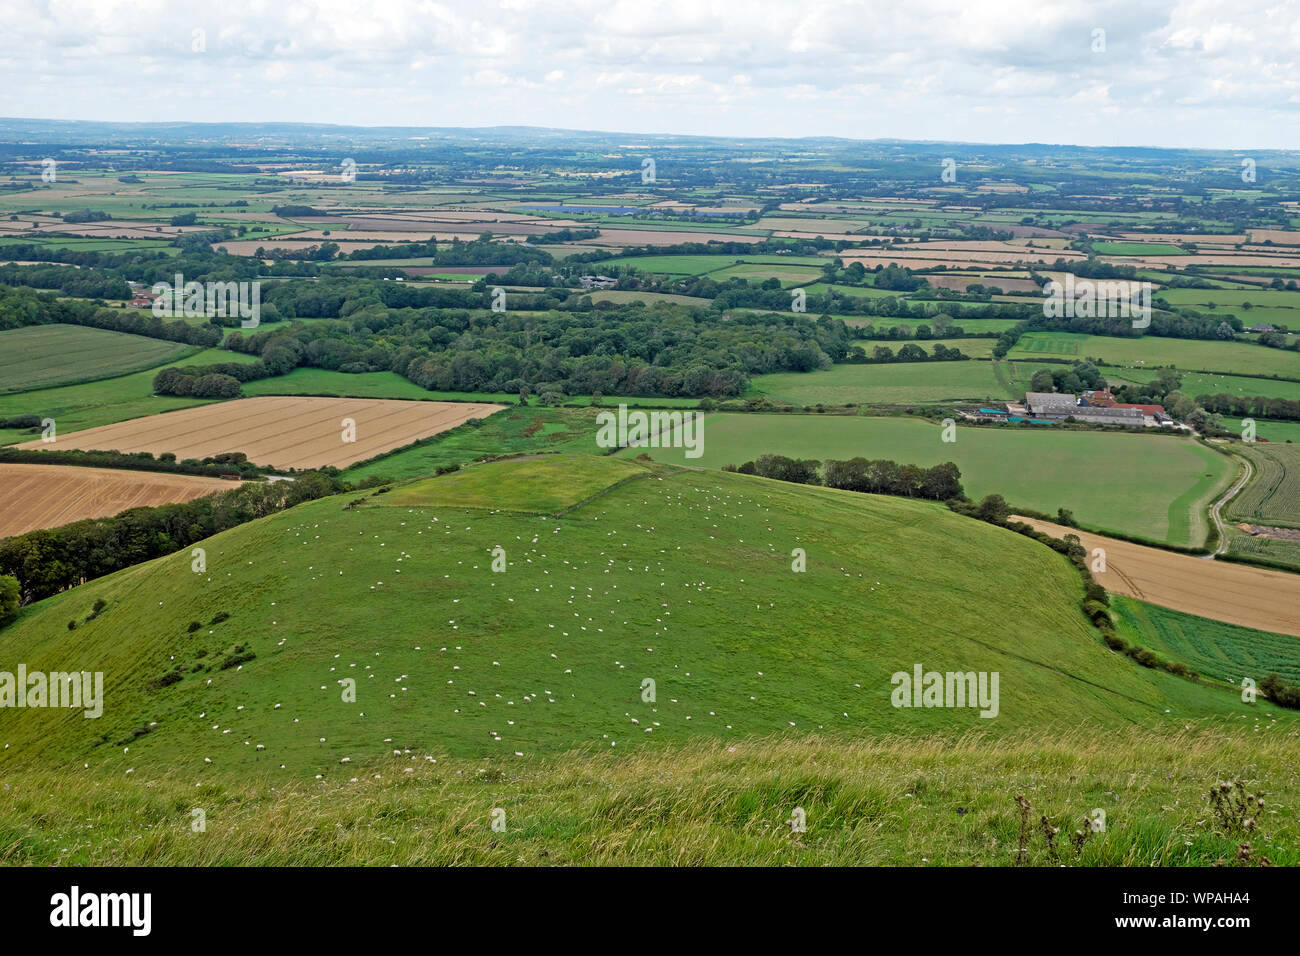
<box><xmin>0</xmin><ymin>456</ymin><xmax>1254</xmax><ymax>781</ymax></box>
<box><xmin>1</xmin><ymin>728</ymin><xmax>1294</xmax><ymax>866</ymax></box>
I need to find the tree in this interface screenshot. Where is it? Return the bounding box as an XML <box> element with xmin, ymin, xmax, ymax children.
<box><xmin>1030</xmin><ymin>369</ymin><xmax>1054</xmax><ymax>392</ymax></box>
<box><xmin>0</xmin><ymin>574</ymin><xmax>19</xmax><ymax>628</ymax></box>
<box><xmin>920</xmin><ymin>462</ymin><xmax>963</xmax><ymax>500</ymax></box>
<box><xmin>975</xmin><ymin>494</ymin><xmax>1009</xmax><ymax>523</ymax></box>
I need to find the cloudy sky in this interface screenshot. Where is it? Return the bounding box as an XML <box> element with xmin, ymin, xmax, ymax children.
<box><xmin>2</xmin><ymin>0</ymin><xmax>1297</xmax><ymax>148</ymax></box>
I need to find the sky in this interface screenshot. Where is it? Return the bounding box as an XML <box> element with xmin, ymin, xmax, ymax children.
<box><xmin>2</xmin><ymin>0</ymin><xmax>1297</xmax><ymax>149</ymax></box>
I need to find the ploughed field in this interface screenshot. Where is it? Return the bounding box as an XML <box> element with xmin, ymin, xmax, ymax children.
<box><xmin>0</xmin><ymin>463</ymin><xmax>234</xmax><ymax>538</ymax></box>
<box><xmin>16</xmin><ymin>396</ymin><xmax>506</xmax><ymax>469</ymax></box>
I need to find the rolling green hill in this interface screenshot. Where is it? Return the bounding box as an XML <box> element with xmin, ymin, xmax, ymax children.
<box><xmin>0</xmin><ymin>455</ymin><xmax>1260</xmax><ymax>781</ymax></box>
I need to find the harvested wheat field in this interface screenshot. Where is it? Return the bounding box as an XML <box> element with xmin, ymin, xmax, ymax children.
<box><xmin>18</xmin><ymin>396</ymin><xmax>506</xmax><ymax>470</ymax></box>
<box><xmin>1014</xmin><ymin>517</ymin><xmax>1300</xmax><ymax>637</ymax></box>
<box><xmin>0</xmin><ymin>464</ymin><xmax>234</xmax><ymax>538</ymax></box>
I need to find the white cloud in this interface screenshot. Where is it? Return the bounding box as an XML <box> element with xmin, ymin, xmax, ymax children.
<box><xmin>0</xmin><ymin>0</ymin><xmax>1295</xmax><ymax>147</ymax></box>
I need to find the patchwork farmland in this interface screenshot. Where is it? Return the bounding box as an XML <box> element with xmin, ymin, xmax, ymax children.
<box><xmin>2</xmin><ymin>97</ymin><xmax>1300</xmax><ymax>882</ymax></box>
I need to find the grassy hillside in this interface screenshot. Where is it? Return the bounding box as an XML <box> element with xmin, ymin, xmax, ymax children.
<box><xmin>1</xmin><ymin>727</ymin><xmax>1294</xmax><ymax>866</ymax></box>
<box><xmin>619</xmin><ymin>413</ymin><xmax>1232</xmax><ymax>546</ymax></box>
<box><xmin>0</xmin><ymin>455</ymin><xmax>1258</xmax><ymax>780</ymax></box>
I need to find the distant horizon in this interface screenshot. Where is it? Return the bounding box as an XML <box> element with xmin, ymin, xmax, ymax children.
<box><xmin>0</xmin><ymin>115</ymin><xmax>1292</xmax><ymax>155</ymax></box>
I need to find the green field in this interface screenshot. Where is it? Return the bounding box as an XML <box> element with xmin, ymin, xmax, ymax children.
<box><xmin>1009</xmin><ymin>332</ymin><xmax>1300</xmax><ymax>378</ymax></box>
<box><xmin>710</xmin><ymin>263</ymin><xmax>824</xmax><ymax>286</ymax></box>
<box><xmin>595</xmin><ymin>254</ymin><xmax>829</xmax><ymax>276</ymax></box>
<box><xmin>244</xmin><ymin>368</ymin><xmax>451</xmax><ymax>401</ymax></box>
<box><xmin>0</xmin><ymin>455</ymin><xmax>1253</xmax><ymax>782</ymax></box>
<box><xmin>0</xmin><ymin>325</ymin><xmax>193</xmax><ymax>393</ymax></box>
<box><xmin>0</xmin><ymin>347</ymin><xmax>257</xmax><ymax>439</ymax></box>
<box><xmin>1104</xmin><ymin>367</ymin><xmax>1300</xmax><ymax>403</ymax></box>
<box><xmin>586</xmin><ymin>290</ymin><xmax>711</xmax><ymax>307</ymax></box>
<box><xmin>802</xmin><ymin>282</ymin><xmax>907</xmax><ymax>300</ymax></box>
<box><xmin>343</xmin><ymin>406</ymin><xmax>606</xmax><ymax>481</ymax></box>
<box><xmin>1093</xmin><ymin>241</ymin><xmax>1189</xmax><ymax>255</ymax></box>
<box><xmin>1112</xmin><ymin>596</ymin><xmax>1300</xmax><ymax>685</ymax></box>
<box><xmin>1230</xmin><ymin>441</ymin><xmax>1300</xmax><ymax>526</ymax></box>
<box><xmin>1224</xmin><ymin>530</ymin><xmax>1300</xmax><ymax>570</ymax></box>
<box><xmin>750</xmin><ymin>359</ymin><xmax>1050</xmax><ymax>406</ymax></box>
<box><xmin>1157</xmin><ymin>288</ymin><xmax>1300</xmax><ymax>310</ymax></box>
<box><xmin>620</xmin><ymin>413</ymin><xmax>1233</xmax><ymax>546</ymax></box>
<box><xmin>1216</xmin><ymin>418</ymin><xmax>1300</xmax><ymax>443</ymax></box>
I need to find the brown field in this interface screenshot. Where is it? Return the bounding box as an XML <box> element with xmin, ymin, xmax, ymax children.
<box><xmin>1014</xmin><ymin>517</ymin><xmax>1300</xmax><ymax>637</ymax></box>
<box><xmin>1106</xmin><ymin>253</ymin><xmax>1300</xmax><ymax>269</ymax></box>
<box><xmin>1248</xmin><ymin>229</ymin><xmax>1300</xmax><ymax>245</ymax></box>
<box><xmin>17</xmin><ymin>396</ymin><xmax>506</xmax><ymax>470</ymax></box>
<box><xmin>924</xmin><ymin>273</ymin><xmax>1042</xmax><ymax>293</ymax></box>
<box><xmin>1116</xmin><ymin>232</ymin><xmax>1247</xmax><ymax>244</ymax></box>
<box><xmin>0</xmin><ymin>464</ymin><xmax>234</xmax><ymax>539</ymax></box>
<box><xmin>572</xmin><ymin>229</ymin><xmax>765</xmax><ymax>246</ymax></box>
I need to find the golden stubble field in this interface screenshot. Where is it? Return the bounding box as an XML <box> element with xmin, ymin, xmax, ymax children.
<box><xmin>18</xmin><ymin>396</ymin><xmax>506</xmax><ymax>470</ymax></box>
<box><xmin>1015</xmin><ymin>516</ymin><xmax>1300</xmax><ymax>637</ymax></box>
<box><xmin>0</xmin><ymin>463</ymin><xmax>235</xmax><ymax>538</ymax></box>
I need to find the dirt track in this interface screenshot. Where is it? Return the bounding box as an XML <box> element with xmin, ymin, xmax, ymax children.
<box><xmin>0</xmin><ymin>464</ymin><xmax>234</xmax><ymax>538</ymax></box>
<box><xmin>1014</xmin><ymin>517</ymin><xmax>1300</xmax><ymax>637</ymax></box>
<box><xmin>18</xmin><ymin>396</ymin><xmax>506</xmax><ymax>470</ymax></box>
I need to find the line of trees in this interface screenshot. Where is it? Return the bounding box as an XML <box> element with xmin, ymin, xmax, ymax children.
<box><xmin>0</xmin><ymin>472</ymin><xmax>344</xmax><ymax>606</ymax></box>
<box><xmin>1197</xmin><ymin>393</ymin><xmax>1300</xmax><ymax>423</ymax></box>
<box><xmin>0</xmin><ymin>447</ymin><xmax>265</xmax><ymax>479</ymax></box>
<box><xmin>723</xmin><ymin>454</ymin><xmax>964</xmax><ymax>501</ymax></box>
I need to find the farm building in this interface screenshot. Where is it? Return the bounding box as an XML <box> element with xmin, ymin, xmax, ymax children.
<box><xmin>1024</xmin><ymin>392</ymin><xmax>1079</xmax><ymax>417</ymax></box>
<box><xmin>1112</xmin><ymin>403</ymin><xmax>1173</xmax><ymax>425</ymax></box>
<box><xmin>1080</xmin><ymin>389</ymin><xmax>1115</xmax><ymax>406</ymax></box>
<box><xmin>1066</xmin><ymin>406</ymin><xmax>1144</xmax><ymax>427</ymax></box>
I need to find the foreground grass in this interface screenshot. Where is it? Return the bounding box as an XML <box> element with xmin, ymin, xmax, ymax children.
<box><xmin>1</xmin><ymin>727</ymin><xmax>1295</xmax><ymax>866</ymax></box>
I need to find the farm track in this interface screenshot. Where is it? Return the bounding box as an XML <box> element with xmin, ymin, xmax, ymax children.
<box><xmin>17</xmin><ymin>396</ymin><xmax>507</xmax><ymax>470</ymax></box>
<box><xmin>1209</xmin><ymin>452</ymin><xmax>1253</xmax><ymax>557</ymax></box>
<box><xmin>1013</xmin><ymin>516</ymin><xmax>1300</xmax><ymax>637</ymax></box>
